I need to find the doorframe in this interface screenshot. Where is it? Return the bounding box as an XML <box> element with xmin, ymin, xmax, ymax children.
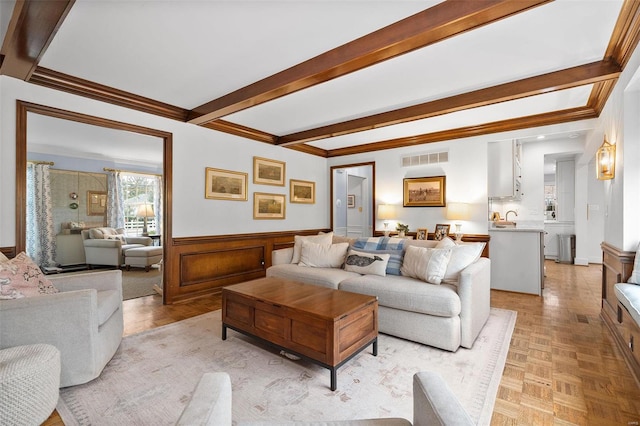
<box><xmin>329</xmin><ymin>161</ymin><xmax>375</xmax><ymax>236</ymax></box>
<box><xmin>15</xmin><ymin>100</ymin><xmax>173</xmax><ymax>303</ymax></box>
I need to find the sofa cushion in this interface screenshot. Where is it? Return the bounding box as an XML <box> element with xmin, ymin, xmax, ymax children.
<box><xmin>96</xmin><ymin>289</ymin><xmax>121</xmax><ymax>326</ymax></box>
<box><xmin>292</xmin><ymin>233</ymin><xmax>333</xmax><ymax>264</ymax></box>
<box><xmin>352</xmin><ymin>237</ymin><xmax>406</xmax><ymax>275</ymax></box>
<box><xmin>266</xmin><ymin>264</ymin><xmax>360</xmax><ymax>290</ymax></box>
<box><xmin>628</xmin><ymin>243</ymin><xmax>640</xmax><ymax>284</ymax></box>
<box><xmin>615</xmin><ymin>283</ymin><xmax>640</xmax><ymax>327</ymax></box>
<box><xmin>339</xmin><ymin>274</ymin><xmax>461</xmax><ymax>317</ymax></box>
<box><xmin>344</xmin><ymin>249</ymin><xmax>390</xmax><ymax>277</ymax></box>
<box><xmin>299</xmin><ymin>242</ymin><xmax>349</xmax><ymax>268</ymax></box>
<box><xmin>436</xmin><ymin>237</ymin><xmax>486</xmax><ymax>283</ymax></box>
<box><xmin>0</xmin><ymin>252</ymin><xmax>59</xmax><ymax>299</ymax></box>
<box><xmin>400</xmin><ymin>246</ymin><xmax>452</xmax><ymax>285</ymax></box>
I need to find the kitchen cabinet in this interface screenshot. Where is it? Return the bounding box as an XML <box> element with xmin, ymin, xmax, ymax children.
<box><xmin>488</xmin><ymin>139</ymin><xmax>522</xmax><ymax>200</ymax></box>
<box><xmin>489</xmin><ymin>229</ymin><xmax>544</xmax><ymax>295</ymax></box>
<box><xmin>555</xmin><ymin>159</ymin><xmax>575</xmax><ymax>222</ymax></box>
<box><xmin>543</xmin><ymin>222</ymin><xmax>575</xmax><ymax>260</ymax></box>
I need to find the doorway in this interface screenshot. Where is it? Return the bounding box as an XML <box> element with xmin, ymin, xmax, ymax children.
<box><xmin>330</xmin><ymin>162</ymin><xmax>375</xmax><ymax>237</ymax></box>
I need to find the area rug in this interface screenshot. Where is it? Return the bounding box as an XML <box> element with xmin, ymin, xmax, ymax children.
<box><xmin>120</xmin><ymin>266</ymin><xmax>161</xmax><ymax>300</ymax></box>
<box><xmin>57</xmin><ymin>308</ymin><xmax>516</xmax><ymax>425</ymax></box>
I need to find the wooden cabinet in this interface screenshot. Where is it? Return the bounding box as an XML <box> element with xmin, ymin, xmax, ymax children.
<box><xmin>488</xmin><ymin>140</ymin><xmax>522</xmax><ymax>200</ymax></box>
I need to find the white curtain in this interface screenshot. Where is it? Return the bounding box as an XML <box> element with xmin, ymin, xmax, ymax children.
<box><xmin>26</xmin><ymin>163</ymin><xmax>57</xmax><ymax>266</ymax></box>
<box><xmin>106</xmin><ymin>171</ymin><xmax>125</xmax><ymax>229</ymax></box>
<box><xmin>153</xmin><ymin>175</ymin><xmax>163</xmax><ymax>235</ymax></box>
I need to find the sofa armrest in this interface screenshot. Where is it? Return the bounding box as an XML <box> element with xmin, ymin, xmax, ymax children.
<box><xmin>49</xmin><ymin>270</ymin><xmax>122</xmax><ymax>295</ymax></box>
<box><xmin>457</xmin><ymin>257</ymin><xmax>491</xmax><ymax>348</ymax></box>
<box><xmin>272</xmin><ymin>247</ymin><xmax>294</xmax><ymax>265</ymax></box>
<box><xmin>83</xmin><ymin>238</ymin><xmax>121</xmax><ymax>249</ymax></box>
<box><xmin>127</xmin><ymin>236</ymin><xmax>152</xmax><ymax>246</ymax></box>
<box><xmin>413</xmin><ymin>371</ymin><xmax>473</xmax><ymax>426</ymax></box>
<box><xmin>176</xmin><ymin>372</ymin><xmax>232</xmax><ymax>426</ymax></box>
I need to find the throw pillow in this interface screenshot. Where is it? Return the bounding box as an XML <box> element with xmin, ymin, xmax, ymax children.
<box><xmin>348</xmin><ymin>248</ymin><xmax>404</xmax><ymax>276</ymax></box>
<box><xmin>344</xmin><ymin>249</ymin><xmax>390</xmax><ymax>277</ymax></box>
<box><xmin>105</xmin><ymin>234</ymin><xmax>126</xmax><ymax>242</ymax></box>
<box><xmin>628</xmin><ymin>243</ymin><xmax>640</xmax><ymax>285</ymax></box>
<box><xmin>400</xmin><ymin>245</ymin><xmax>452</xmax><ymax>285</ymax></box>
<box><xmin>0</xmin><ymin>251</ymin><xmax>8</xmax><ymax>263</ymax></box>
<box><xmin>351</xmin><ymin>237</ymin><xmax>406</xmax><ymax>275</ymax></box>
<box><xmin>0</xmin><ymin>252</ymin><xmax>59</xmax><ymax>299</ymax></box>
<box><xmin>436</xmin><ymin>238</ymin><xmax>486</xmax><ymax>282</ymax></box>
<box><xmin>299</xmin><ymin>242</ymin><xmax>349</xmax><ymax>268</ymax></box>
<box><xmin>291</xmin><ymin>232</ymin><xmax>333</xmax><ymax>264</ymax></box>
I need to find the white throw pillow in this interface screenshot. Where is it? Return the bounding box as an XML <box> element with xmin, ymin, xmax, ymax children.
<box><xmin>400</xmin><ymin>245</ymin><xmax>452</xmax><ymax>285</ymax></box>
<box><xmin>344</xmin><ymin>249</ymin><xmax>390</xmax><ymax>277</ymax></box>
<box><xmin>436</xmin><ymin>237</ymin><xmax>485</xmax><ymax>282</ymax></box>
<box><xmin>291</xmin><ymin>232</ymin><xmax>333</xmax><ymax>264</ymax></box>
<box><xmin>628</xmin><ymin>243</ymin><xmax>640</xmax><ymax>285</ymax></box>
<box><xmin>299</xmin><ymin>242</ymin><xmax>349</xmax><ymax>268</ymax></box>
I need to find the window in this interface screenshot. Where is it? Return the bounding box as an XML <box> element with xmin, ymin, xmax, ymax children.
<box><xmin>121</xmin><ymin>173</ymin><xmax>160</xmax><ymax>236</ymax></box>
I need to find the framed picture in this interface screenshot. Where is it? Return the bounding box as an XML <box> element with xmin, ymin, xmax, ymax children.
<box><xmin>205</xmin><ymin>167</ymin><xmax>248</xmax><ymax>201</ymax></box>
<box><xmin>434</xmin><ymin>224</ymin><xmax>450</xmax><ymax>240</ymax></box>
<box><xmin>290</xmin><ymin>179</ymin><xmax>315</xmax><ymax>204</ymax></box>
<box><xmin>253</xmin><ymin>192</ymin><xmax>286</xmax><ymax>219</ymax></box>
<box><xmin>416</xmin><ymin>228</ymin><xmax>428</xmax><ymax>240</ymax></box>
<box><xmin>253</xmin><ymin>156</ymin><xmax>285</xmax><ymax>186</ymax></box>
<box><xmin>403</xmin><ymin>176</ymin><xmax>446</xmax><ymax>207</ymax></box>
<box><xmin>87</xmin><ymin>190</ymin><xmax>107</xmax><ymax>216</ymax></box>
<box><xmin>347</xmin><ymin>194</ymin><xmax>356</xmax><ymax>208</ymax></box>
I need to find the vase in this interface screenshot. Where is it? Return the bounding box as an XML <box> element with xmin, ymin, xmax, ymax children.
<box><xmin>398</xmin><ymin>231</ymin><xmax>405</xmax><ymax>238</ymax></box>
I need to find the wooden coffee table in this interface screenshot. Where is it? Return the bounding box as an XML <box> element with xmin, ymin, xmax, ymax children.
<box><xmin>222</xmin><ymin>277</ymin><xmax>378</xmax><ymax>391</ymax></box>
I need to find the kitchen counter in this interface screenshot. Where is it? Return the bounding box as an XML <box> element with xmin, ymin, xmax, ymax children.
<box><xmin>489</xmin><ymin>229</ymin><xmax>545</xmax><ymax>295</ymax></box>
<box><xmin>489</xmin><ymin>227</ymin><xmax>544</xmax><ymax>232</ymax></box>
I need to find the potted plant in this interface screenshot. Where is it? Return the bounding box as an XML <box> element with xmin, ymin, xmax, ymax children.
<box><xmin>396</xmin><ymin>223</ymin><xmax>409</xmax><ymax>237</ymax></box>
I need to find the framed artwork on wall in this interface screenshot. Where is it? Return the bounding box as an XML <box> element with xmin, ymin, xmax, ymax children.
<box><xmin>290</xmin><ymin>179</ymin><xmax>315</xmax><ymax>204</ymax></box>
<box><xmin>253</xmin><ymin>156</ymin><xmax>285</xmax><ymax>186</ymax></box>
<box><xmin>416</xmin><ymin>228</ymin><xmax>428</xmax><ymax>240</ymax></box>
<box><xmin>347</xmin><ymin>194</ymin><xmax>356</xmax><ymax>208</ymax></box>
<box><xmin>254</xmin><ymin>192</ymin><xmax>286</xmax><ymax>219</ymax></box>
<box><xmin>403</xmin><ymin>176</ymin><xmax>446</xmax><ymax>207</ymax></box>
<box><xmin>87</xmin><ymin>191</ymin><xmax>107</xmax><ymax>216</ymax></box>
<box><xmin>204</xmin><ymin>167</ymin><xmax>248</xmax><ymax>201</ymax></box>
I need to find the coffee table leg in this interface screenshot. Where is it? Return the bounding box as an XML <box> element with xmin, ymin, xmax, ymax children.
<box><xmin>222</xmin><ymin>324</ymin><xmax>227</xmax><ymax>341</ymax></box>
<box><xmin>330</xmin><ymin>368</ymin><xmax>337</xmax><ymax>391</ymax></box>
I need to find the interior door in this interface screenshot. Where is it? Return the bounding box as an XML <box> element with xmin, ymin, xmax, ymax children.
<box><xmin>347</xmin><ymin>175</ymin><xmax>366</xmax><ymax>238</ymax></box>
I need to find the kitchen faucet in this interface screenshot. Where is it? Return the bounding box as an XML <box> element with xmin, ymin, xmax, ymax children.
<box><xmin>506</xmin><ymin>210</ymin><xmax>518</xmax><ymax>221</ymax></box>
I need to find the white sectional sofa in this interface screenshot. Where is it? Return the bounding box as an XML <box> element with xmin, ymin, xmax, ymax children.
<box><xmin>267</xmin><ymin>234</ymin><xmax>491</xmax><ymax>352</ymax></box>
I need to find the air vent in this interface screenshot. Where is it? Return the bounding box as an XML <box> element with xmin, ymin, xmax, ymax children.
<box><xmin>401</xmin><ymin>150</ymin><xmax>449</xmax><ymax>167</ymax></box>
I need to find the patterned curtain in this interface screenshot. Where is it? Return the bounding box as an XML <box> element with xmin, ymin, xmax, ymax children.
<box><xmin>106</xmin><ymin>171</ymin><xmax>125</xmax><ymax>229</ymax></box>
<box><xmin>26</xmin><ymin>163</ymin><xmax>57</xmax><ymax>267</ymax></box>
<box><xmin>153</xmin><ymin>175</ymin><xmax>163</xmax><ymax>235</ymax></box>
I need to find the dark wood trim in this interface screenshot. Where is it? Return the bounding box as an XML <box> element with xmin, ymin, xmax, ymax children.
<box><xmin>287</xmin><ymin>144</ymin><xmax>329</xmax><ymax>158</ymax></box>
<box><xmin>330</xmin><ymin>162</ymin><xmax>376</xmax><ymax>238</ymax></box>
<box><xmin>172</xmin><ymin>229</ymin><xmax>330</xmax><ymax>246</ymax></box>
<box><xmin>279</xmin><ymin>61</ymin><xmax>620</xmax><ymax>146</ymax></box>
<box><xmin>15</xmin><ymin>101</ymin><xmax>173</xmax><ymax>303</ymax></box>
<box><xmin>201</xmin><ymin>119</ymin><xmax>278</xmax><ymax>144</ymax></box>
<box><xmin>0</xmin><ymin>0</ymin><xmax>74</xmax><ymax>80</ymax></box>
<box><xmin>604</xmin><ymin>0</ymin><xmax>640</xmax><ymax>69</ymax></box>
<box><xmin>29</xmin><ymin>67</ymin><xmax>189</xmax><ymax>121</ymax></box>
<box><xmin>0</xmin><ymin>246</ymin><xmax>17</xmax><ymax>259</ymax></box>
<box><xmin>588</xmin><ymin>79</ymin><xmax>618</xmax><ymax>115</ymax></box>
<box><xmin>187</xmin><ymin>0</ymin><xmax>551</xmax><ymax>125</ymax></box>
<box><xmin>327</xmin><ymin>107</ymin><xmax>598</xmax><ymax>157</ymax></box>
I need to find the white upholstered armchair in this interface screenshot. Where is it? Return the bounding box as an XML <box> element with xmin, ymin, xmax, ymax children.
<box><xmin>81</xmin><ymin>227</ymin><xmax>152</xmax><ymax>267</ymax></box>
<box><xmin>0</xmin><ymin>270</ymin><xmax>124</xmax><ymax>387</ymax></box>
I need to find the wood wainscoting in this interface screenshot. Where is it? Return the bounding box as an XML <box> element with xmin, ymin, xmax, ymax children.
<box><xmin>165</xmin><ymin>229</ymin><xmax>329</xmax><ymax>304</ymax></box>
<box><xmin>0</xmin><ymin>246</ymin><xmax>16</xmax><ymax>259</ymax></box>
<box><xmin>600</xmin><ymin>241</ymin><xmax>640</xmax><ymax>385</ymax></box>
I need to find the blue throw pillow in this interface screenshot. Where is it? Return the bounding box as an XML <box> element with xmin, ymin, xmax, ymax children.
<box><xmin>349</xmin><ymin>245</ymin><xmax>405</xmax><ymax>275</ymax></box>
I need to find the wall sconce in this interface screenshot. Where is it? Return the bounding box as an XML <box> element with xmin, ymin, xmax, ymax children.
<box><xmin>446</xmin><ymin>202</ymin><xmax>470</xmax><ymax>241</ymax></box>
<box><xmin>596</xmin><ymin>137</ymin><xmax>615</xmax><ymax>180</ymax></box>
<box><xmin>377</xmin><ymin>204</ymin><xmax>396</xmax><ymax>237</ymax></box>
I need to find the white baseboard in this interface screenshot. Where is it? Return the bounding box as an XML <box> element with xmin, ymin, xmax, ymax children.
<box><xmin>574</xmin><ymin>257</ymin><xmax>590</xmax><ymax>266</ymax></box>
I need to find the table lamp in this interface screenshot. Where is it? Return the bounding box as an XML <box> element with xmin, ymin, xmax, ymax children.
<box><xmin>136</xmin><ymin>204</ymin><xmax>155</xmax><ymax>236</ymax></box>
<box><xmin>446</xmin><ymin>202</ymin><xmax>470</xmax><ymax>241</ymax></box>
<box><xmin>377</xmin><ymin>204</ymin><xmax>396</xmax><ymax>237</ymax></box>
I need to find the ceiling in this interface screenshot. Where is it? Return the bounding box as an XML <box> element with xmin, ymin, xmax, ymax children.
<box><xmin>2</xmin><ymin>0</ymin><xmax>639</xmax><ymax>160</ymax></box>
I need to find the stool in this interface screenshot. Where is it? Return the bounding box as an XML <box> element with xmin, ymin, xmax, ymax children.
<box><xmin>0</xmin><ymin>344</ymin><xmax>61</xmax><ymax>425</ymax></box>
<box><xmin>124</xmin><ymin>246</ymin><xmax>163</xmax><ymax>271</ymax></box>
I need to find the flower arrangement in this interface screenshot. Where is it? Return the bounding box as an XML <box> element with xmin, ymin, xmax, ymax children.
<box><xmin>396</xmin><ymin>223</ymin><xmax>409</xmax><ymax>233</ymax></box>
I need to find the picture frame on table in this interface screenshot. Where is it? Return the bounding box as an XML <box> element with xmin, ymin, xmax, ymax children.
<box><xmin>347</xmin><ymin>194</ymin><xmax>356</xmax><ymax>208</ymax></box>
<box><xmin>204</xmin><ymin>167</ymin><xmax>248</xmax><ymax>201</ymax></box>
<box><xmin>290</xmin><ymin>179</ymin><xmax>315</xmax><ymax>204</ymax></box>
<box><xmin>416</xmin><ymin>228</ymin><xmax>428</xmax><ymax>240</ymax></box>
<box><xmin>253</xmin><ymin>156</ymin><xmax>285</xmax><ymax>186</ymax></box>
<box><xmin>253</xmin><ymin>192</ymin><xmax>286</xmax><ymax>219</ymax></box>
<box><xmin>434</xmin><ymin>224</ymin><xmax>450</xmax><ymax>240</ymax></box>
<box><xmin>403</xmin><ymin>176</ymin><xmax>446</xmax><ymax>207</ymax></box>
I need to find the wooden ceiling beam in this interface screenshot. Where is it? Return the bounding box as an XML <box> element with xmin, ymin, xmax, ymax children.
<box><xmin>187</xmin><ymin>0</ymin><xmax>552</xmax><ymax>125</ymax></box>
<box><xmin>201</xmin><ymin>120</ymin><xmax>278</xmax><ymax>144</ymax></box>
<box><xmin>279</xmin><ymin>60</ymin><xmax>620</xmax><ymax>147</ymax></box>
<box><xmin>326</xmin><ymin>107</ymin><xmax>598</xmax><ymax>157</ymax></box>
<box><xmin>0</xmin><ymin>0</ymin><xmax>74</xmax><ymax>80</ymax></box>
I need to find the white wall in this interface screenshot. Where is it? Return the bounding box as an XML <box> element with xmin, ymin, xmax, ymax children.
<box><xmin>0</xmin><ymin>76</ymin><xmax>329</xmax><ymax>246</ymax></box>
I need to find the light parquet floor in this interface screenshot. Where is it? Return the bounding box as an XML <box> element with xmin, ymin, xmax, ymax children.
<box><xmin>44</xmin><ymin>260</ymin><xmax>640</xmax><ymax>425</ymax></box>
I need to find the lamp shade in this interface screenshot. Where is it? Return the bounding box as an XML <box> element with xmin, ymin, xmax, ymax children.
<box><xmin>377</xmin><ymin>204</ymin><xmax>396</xmax><ymax>220</ymax></box>
<box><xmin>446</xmin><ymin>202</ymin><xmax>470</xmax><ymax>220</ymax></box>
<box><xmin>136</xmin><ymin>204</ymin><xmax>155</xmax><ymax>218</ymax></box>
